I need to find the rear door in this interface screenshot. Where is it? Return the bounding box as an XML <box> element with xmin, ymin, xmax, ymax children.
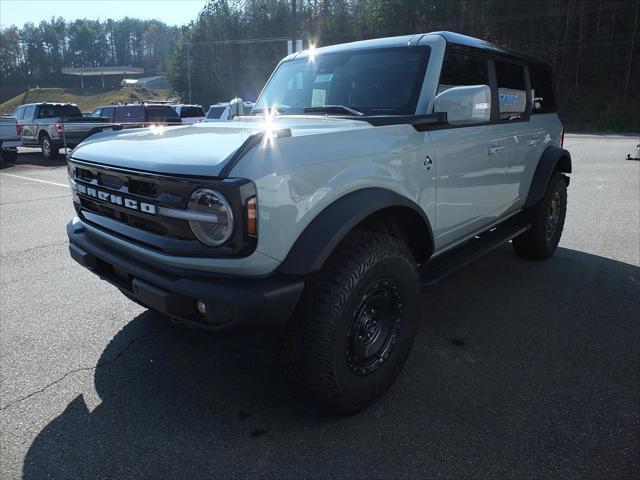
<box><xmin>429</xmin><ymin>52</ymin><xmax>507</xmax><ymax>249</ymax></box>
<box><xmin>496</xmin><ymin>60</ymin><xmax>543</xmax><ymax>212</ymax></box>
<box><xmin>21</xmin><ymin>105</ymin><xmax>37</xmax><ymax>145</ymax></box>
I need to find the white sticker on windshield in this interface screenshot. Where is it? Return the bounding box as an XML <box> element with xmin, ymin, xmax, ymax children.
<box><xmin>314</xmin><ymin>73</ymin><xmax>333</xmax><ymax>83</ymax></box>
<box><xmin>311</xmin><ymin>89</ymin><xmax>326</xmax><ymax>107</ymax></box>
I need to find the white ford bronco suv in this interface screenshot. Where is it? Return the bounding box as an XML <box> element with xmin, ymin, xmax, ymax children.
<box><xmin>66</xmin><ymin>32</ymin><xmax>571</xmax><ymax>413</ymax></box>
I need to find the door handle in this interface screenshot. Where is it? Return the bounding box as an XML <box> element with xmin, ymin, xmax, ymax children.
<box><xmin>527</xmin><ymin>137</ymin><xmax>541</xmax><ymax>148</ymax></box>
<box><xmin>487</xmin><ymin>145</ymin><xmax>505</xmax><ymax>156</ymax></box>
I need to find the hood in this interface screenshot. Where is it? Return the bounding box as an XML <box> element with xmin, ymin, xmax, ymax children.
<box><xmin>71</xmin><ymin>116</ymin><xmax>370</xmax><ymax>177</ymax></box>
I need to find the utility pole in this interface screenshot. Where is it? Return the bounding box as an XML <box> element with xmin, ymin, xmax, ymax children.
<box><xmin>187</xmin><ymin>43</ymin><xmax>192</xmax><ymax>103</ymax></box>
<box><xmin>291</xmin><ymin>0</ymin><xmax>297</xmax><ymax>48</ymax></box>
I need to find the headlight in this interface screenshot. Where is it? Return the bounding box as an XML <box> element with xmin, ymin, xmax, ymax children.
<box><xmin>187</xmin><ymin>189</ymin><xmax>234</xmax><ymax>246</ymax></box>
<box><xmin>67</xmin><ymin>163</ymin><xmax>76</xmax><ymax>187</ymax></box>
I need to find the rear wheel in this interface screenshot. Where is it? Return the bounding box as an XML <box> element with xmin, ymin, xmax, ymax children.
<box><xmin>40</xmin><ymin>135</ymin><xmax>59</xmax><ymax>159</ymax></box>
<box><xmin>513</xmin><ymin>172</ymin><xmax>568</xmax><ymax>260</ymax></box>
<box><xmin>277</xmin><ymin>231</ymin><xmax>420</xmax><ymax>414</ymax></box>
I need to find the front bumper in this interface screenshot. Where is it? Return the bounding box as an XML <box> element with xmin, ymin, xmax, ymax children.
<box><xmin>67</xmin><ymin>220</ymin><xmax>304</xmax><ymax>338</ymax></box>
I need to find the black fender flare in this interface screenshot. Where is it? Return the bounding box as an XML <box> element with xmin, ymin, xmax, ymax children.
<box><xmin>524</xmin><ymin>145</ymin><xmax>571</xmax><ymax>208</ymax></box>
<box><xmin>277</xmin><ymin>188</ymin><xmax>434</xmax><ymax>275</ymax></box>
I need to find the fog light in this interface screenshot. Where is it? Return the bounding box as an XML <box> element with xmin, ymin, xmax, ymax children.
<box><xmin>195</xmin><ymin>299</ymin><xmax>207</xmax><ymax>315</ymax></box>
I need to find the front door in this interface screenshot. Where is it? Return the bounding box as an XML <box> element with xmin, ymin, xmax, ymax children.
<box><xmin>429</xmin><ymin>52</ymin><xmax>507</xmax><ymax>251</ymax></box>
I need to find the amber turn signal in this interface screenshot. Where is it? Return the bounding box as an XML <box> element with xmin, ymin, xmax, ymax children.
<box><xmin>247</xmin><ymin>196</ymin><xmax>257</xmax><ymax>237</ymax></box>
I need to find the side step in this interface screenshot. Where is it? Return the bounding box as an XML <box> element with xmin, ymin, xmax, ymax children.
<box><xmin>420</xmin><ymin>217</ymin><xmax>530</xmax><ymax>287</ymax></box>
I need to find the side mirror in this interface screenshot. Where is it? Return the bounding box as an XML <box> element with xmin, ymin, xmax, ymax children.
<box><xmin>228</xmin><ymin>97</ymin><xmax>245</xmax><ymax>119</ymax></box>
<box><xmin>434</xmin><ymin>85</ymin><xmax>491</xmax><ymax>124</ymax></box>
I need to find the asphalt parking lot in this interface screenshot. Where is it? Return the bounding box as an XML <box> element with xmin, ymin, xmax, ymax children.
<box><xmin>1</xmin><ymin>135</ymin><xmax>639</xmax><ymax>479</ymax></box>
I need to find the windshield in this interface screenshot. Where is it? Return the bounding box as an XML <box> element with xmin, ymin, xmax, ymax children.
<box><xmin>146</xmin><ymin>106</ymin><xmax>180</xmax><ymax>121</ymax></box>
<box><xmin>207</xmin><ymin>106</ymin><xmax>227</xmax><ymax>119</ymax></box>
<box><xmin>180</xmin><ymin>106</ymin><xmax>205</xmax><ymax>118</ymax></box>
<box><xmin>254</xmin><ymin>46</ymin><xmax>429</xmax><ymax>116</ymax></box>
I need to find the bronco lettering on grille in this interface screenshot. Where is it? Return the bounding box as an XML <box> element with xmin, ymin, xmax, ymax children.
<box><xmin>76</xmin><ymin>183</ymin><xmax>156</xmax><ymax>215</ymax></box>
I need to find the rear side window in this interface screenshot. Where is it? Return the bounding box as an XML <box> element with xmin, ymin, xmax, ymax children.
<box><xmin>146</xmin><ymin>106</ymin><xmax>180</xmax><ymax>122</ymax></box>
<box><xmin>495</xmin><ymin>61</ymin><xmax>527</xmax><ymax>121</ymax></box>
<box><xmin>114</xmin><ymin>106</ymin><xmax>144</xmax><ymax>122</ymax></box>
<box><xmin>37</xmin><ymin>104</ymin><xmax>82</xmax><ymax>118</ymax></box>
<box><xmin>23</xmin><ymin>105</ymin><xmax>35</xmax><ymax>120</ymax></box>
<box><xmin>180</xmin><ymin>106</ymin><xmax>205</xmax><ymax>118</ymax></box>
<box><xmin>90</xmin><ymin>108</ymin><xmax>102</xmax><ymax>117</ymax></box>
<box><xmin>12</xmin><ymin>107</ymin><xmax>24</xmax><ymax>119</ymax></box>
<box><xmin>529</xmin><ymin>65</ymin><xmax>556</xmax><ymax>113</ymax></box>
<box><xmin>207</xmin><ymin>107</ymin><xmax>227</xmax><ymax>119</ymax></box>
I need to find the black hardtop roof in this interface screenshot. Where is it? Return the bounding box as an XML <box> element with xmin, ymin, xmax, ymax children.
<box><xmin>435</xmin><ymin>31</ymin><xmax>552</xmax><ymax>68</ymax></box>
<box><xmin>294</xmin><ymin>31</ymin><xmax>552</xmax><ymax>69</ymax></box>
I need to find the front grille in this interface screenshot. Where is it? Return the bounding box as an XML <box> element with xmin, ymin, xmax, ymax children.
<box><xmin>69</xmin><ymin>158</ymin><xmax>258</xmax><ymax>257</ymax></box>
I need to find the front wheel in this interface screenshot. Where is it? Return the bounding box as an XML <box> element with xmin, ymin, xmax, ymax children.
<box><xmin>277</xmin><ymin>231</ymin><xmax>420</xmax><ymax>414</ymax></box>
<box><xmin>513</xmin><ymin>172</ymin><xmax>568</xmax><ymax>260</ymax></box>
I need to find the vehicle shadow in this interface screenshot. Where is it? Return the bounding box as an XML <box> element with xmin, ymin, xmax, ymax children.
<box><xmin>0</xmin><ymin>149</ymin><xmax>66</xmax><ymax>169</ymax></box>
<box><xmin>23</xmin><ymin>246</ymin><xmax>640</xmax><ymax>479</ymax></box>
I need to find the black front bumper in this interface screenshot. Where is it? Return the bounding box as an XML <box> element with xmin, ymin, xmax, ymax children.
<box><xmin>67</xmin><ymin>220</ymin><xmax>304</xmax><ymax>338</ymax></box>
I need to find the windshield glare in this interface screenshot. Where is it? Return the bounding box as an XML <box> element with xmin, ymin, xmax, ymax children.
<box><xmin>254</xmin><ymin>46</ymin><xmax>429</xmax><ymax>116</ymax></box>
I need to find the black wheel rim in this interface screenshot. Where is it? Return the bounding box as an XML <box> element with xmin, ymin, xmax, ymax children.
<box><xmin>545</xmin><ymin>191</ymin><xmax>561</xmax><ymax>242</ymax></box>
<box><xmin>345</xmin><ymin>278</ymin><xmax>404</xmax><ymax>376</ymax></box>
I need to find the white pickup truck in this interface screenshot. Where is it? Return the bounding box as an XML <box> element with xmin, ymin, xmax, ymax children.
<box><xmin>0</xmin><ymin>115</ymin><xmax>20</xmax><ymax>164</ymax></box>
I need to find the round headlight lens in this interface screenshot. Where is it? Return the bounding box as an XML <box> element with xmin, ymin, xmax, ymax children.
<box><xmin>188</xmin><ymin>189</ymin><xmax>234</xmax><ymax>246</ymax></box>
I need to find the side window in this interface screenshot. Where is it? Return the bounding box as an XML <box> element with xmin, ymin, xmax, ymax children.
<box><xmin>90</xmin><ymin>108</ymin><xmax>102</xmax><ymax>118</ymax></box>
<box><xmin>23</xmin><ymin>105</ymin><xmax>35</xmax><ymax>120</ymax></box>
<box><xmin>13</xmin><ymin>107</ymin><xmax>24</xmax><ymax>119</ymax></box>
<box><xmin>435</xmin><ymin>53</ymin><xmax>492</xmax><ymax>124</ymax></box>
<box><xmin>114</xmin><ymin>106</ymin><xmax>144</xmax><ymax>122</ymax></box>
<box><xmin>529</xmin><ymin>65</ymin><xmax>556</xmax><ymax>113</ymax></box>
<box><xmin>100</xmin><ymin>107</ymin><xmax>114</xmax><ymax>120</ymax></box>
<box><xmin>495</xmin><ymin>61</ymin><xmax>527</xmax><ymax>121</ymax></box>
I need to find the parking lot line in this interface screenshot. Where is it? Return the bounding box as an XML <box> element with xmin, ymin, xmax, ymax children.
<box><xmin>0</xmin><ymin>172</ymin><xmax>70</xmax><ymax>189</ymax></box>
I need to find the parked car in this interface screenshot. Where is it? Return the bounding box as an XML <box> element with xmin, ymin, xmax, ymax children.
<box><xmin>89</xmin><ymin>103</ymin><xmax>182</xmax><ymax>128</ymax></box>
<box><xmin>12</xmin><ymin>103</ymin><xmax>111</xmax><ymax>159</ymax></box>
<box><xmin>172</xmin><ymin>104</ymin><xmax>206</xmax><ymax>124</ymax></box>
<box><xmin>0</xmin><ymin>115</ymin><xmax>21</xmax><ymax>164</ymax></box>
<box><xmin>66</xmin><ymin>31</ymin><xmax>570</xmax><ymax>414</ymax></box>
<box><xmin>205</xmin><ymin>101</ymin><xmax>254</xmax><ymax>121</ymax></box>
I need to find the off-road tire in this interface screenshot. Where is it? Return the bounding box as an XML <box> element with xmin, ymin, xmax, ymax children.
<box><xmin>0</xmin><ymin>148</ymin><xmax>17</xmax><ymax>164</ymax></box>
<box><xmin>40</xmin><ymin>134</ymin><xmax>59</xmax><ymax>160</ymax></box>
<box><xmin>277</xmin><ymin>231</ymin><xmax>420</xmax><ymax>414</ymax></box>
<box><xmin>513</xmin><ymin>172</ymin><xmax>568</xmax><ymax>260</ymax></box>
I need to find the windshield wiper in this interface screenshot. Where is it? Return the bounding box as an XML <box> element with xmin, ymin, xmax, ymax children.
<box><xmin>303</xmin><ymin>105</ymin><xmax>364</xmax><ymax>116</ymax></box>
<box><xmin>250</xmin><ymin>106</ymin><xmax>287</xmax><ymax>116</ymax></box>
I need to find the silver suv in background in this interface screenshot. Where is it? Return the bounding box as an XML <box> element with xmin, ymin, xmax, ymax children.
<box><xmin>205</xmin><ymin>100</ymin><xmax>255</xmax><ymax>121</ymax></box>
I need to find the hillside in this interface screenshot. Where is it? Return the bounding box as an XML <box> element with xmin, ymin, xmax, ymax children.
<box><xmin>0</xmin><ymin>87</ymin><xmax>174</xmax><ymax>115</ymax></box>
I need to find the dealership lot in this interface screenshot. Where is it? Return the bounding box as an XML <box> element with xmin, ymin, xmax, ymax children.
<box><xmin>0</xmin><ymin>135</ymin><xmax>638</xmax><ymax>478</ymax></box>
